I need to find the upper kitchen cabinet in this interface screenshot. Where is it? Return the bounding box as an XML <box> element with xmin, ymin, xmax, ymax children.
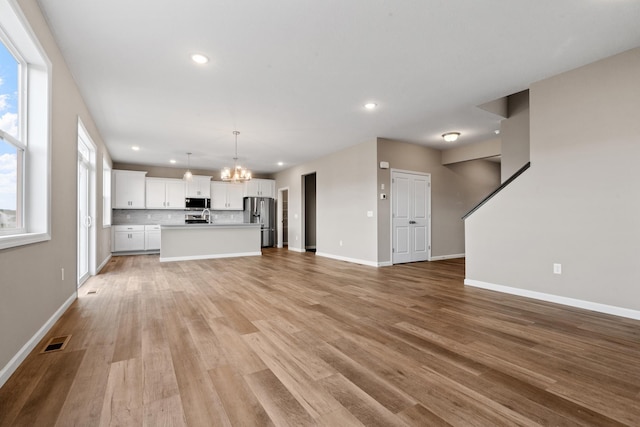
<box><xmin>186</xmin><ymin>175</ymin><xmax>211</xmax><ymax>198</ymax></box>
<box><xmin>211</xmin><ymin>181</ymin><xmax>244</xmax><ymax>210</ymax></box>
<box><xmin>244</xmin><ymin>179</ymin><xmax>275</xmax><ymax>198</ymax></box>
<box><xmin>112</xmin><ymin>170</ymin><xmax>147</xmax><ymax>209</ymax></box>
<box><xmin>146</xmin><ymin>178</ymin><xmax>186</xmax><ymax>209</ymax></box>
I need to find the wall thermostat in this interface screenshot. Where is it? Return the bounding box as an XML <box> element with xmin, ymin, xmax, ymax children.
<box><xmin>380</xmin><ymin>193</ymin><xmax>387</xmax><ymax>200</ymax></box>
<box><xmin>379</xmin><ymin>161</ymin><xmax>389</xmax><ymax>169</ymax></box>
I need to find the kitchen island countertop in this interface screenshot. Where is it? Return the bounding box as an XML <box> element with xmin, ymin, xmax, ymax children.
<box><xmin>161</xmin><ymin>223</ymin><xmax>259</xmax><ymax>229</ymax></box>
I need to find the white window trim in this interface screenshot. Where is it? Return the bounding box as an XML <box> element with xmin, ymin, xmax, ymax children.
<box><xmin>0</xmin><ymin>0</ymin><xmax>52</xmax><ymax>250</ymax></box>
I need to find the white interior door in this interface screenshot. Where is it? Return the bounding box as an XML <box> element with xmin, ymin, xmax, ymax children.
<box><xmin>392</xmin><ymin>170</ymin><xmax>430</xmax><ymax>264</ymax></box>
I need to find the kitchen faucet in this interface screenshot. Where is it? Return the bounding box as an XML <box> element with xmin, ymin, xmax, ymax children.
<box><xmin>202</xmin><ymin>208</ymin><xmax>211</xmax><ymax>224</ymax></box>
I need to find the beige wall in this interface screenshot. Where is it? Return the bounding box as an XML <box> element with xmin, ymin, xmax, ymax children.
<box><xmin>500</xmin><ymin>90</ymin><xmax>530</xmax><ymax>182</ymax></box>
<box><xmin>441</xmin><ymin>138</ymin><xmax>501</xmax><ymax>165</ymax></box>
<box><xmin>377</xmin><ymin>138</ymin><xmax>500</xmax><ymax>263</ymax></box>
<box><xmin>0</xmin><ymin>0</ymin><xmax>111</xmax><ymax>375</ymax></box>
<box><xmin>466</xmin><ymin>48</ymin><xmax>640</xmax><ymax>312</ymax></box>
<box><xmin>275</xmin><ymin>140</ymin><xmax>378</xmax><ymax>264</ymax></box>
<box><xmin>114</xmin><ymin>162</ymin><xmax>272</xmax><ymax>180</ymax></box>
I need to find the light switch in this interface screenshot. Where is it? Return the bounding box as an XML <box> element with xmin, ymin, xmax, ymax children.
<box><xmin>367</xmin><ymin>211</ymin><xmax>374</xmax><ymax>217</ymax></box>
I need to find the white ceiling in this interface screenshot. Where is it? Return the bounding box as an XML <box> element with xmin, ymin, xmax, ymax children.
<box><xmin>37</xmin><ymin>0</ymin><xmax>640</xmax><ymax>174</ymax></box>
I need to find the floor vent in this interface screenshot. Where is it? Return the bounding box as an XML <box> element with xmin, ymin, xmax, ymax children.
<box><xmin>87</xmin><ymin>289</ymin><xmax>99</xmax><ymax>295</ymax></box>
<box><xmin>41</xmin><ymin>335</ymin><xmax>71</xmax><ymax>354</ymax></box>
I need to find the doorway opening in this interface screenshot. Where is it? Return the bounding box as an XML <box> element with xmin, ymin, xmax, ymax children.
<box><xmin>277</xmin><ymin>187</ymin><xmax>289</xmax><ymax>248</ymax></box>
<box><xmin>302</xmin><ymin>173</ymin><xmax>316</xmax><ymax>252</ymax></box>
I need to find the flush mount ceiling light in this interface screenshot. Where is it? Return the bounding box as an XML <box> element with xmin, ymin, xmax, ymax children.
<box><xmin>131</xmin><ymin>145</ymin><xmax>140</xmax><ymax>151</ymax></box>
<box><xmin>221</xmin><ymin>131</ymin><xmax>252</xmax><ymax>183</ymax></box>
<box><xmin>442</xmin><ymin>132</ymin><xmax>461</xmax><ymax>142</ymax></box>
<box><xmin>169</xmin><ymin>159</ymin><xmax>176</xmax><ymax>164</ymax></box>
<box><xmin>191</xmin><ymin>53</ymin><xmax>209</xmax><ymax>64</ymax></box>
<box><xmin>364</xmin><ymin>102</ymin><xmax>378</xmax><ymax>110</ymax></box>
<box><xmin>183</xmin><ymin>152</ymin><xmax>193</xmax><ymax>181</ymax></box>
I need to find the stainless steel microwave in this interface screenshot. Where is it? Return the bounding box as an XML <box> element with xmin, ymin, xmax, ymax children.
<box><xmin>185</xmin><ymin>198</ymin><xmax>210</xmax><ymax>209</ymax></box>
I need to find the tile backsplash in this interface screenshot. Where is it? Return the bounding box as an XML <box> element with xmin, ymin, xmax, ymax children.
<box><xmin>113</xmin><ymin>209</ymin><xmax>244</xmax><ymax>225</ymax></box>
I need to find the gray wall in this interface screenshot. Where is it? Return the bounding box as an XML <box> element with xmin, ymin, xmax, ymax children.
<box><xmin>500</xmin><ymin>90</ymin><xmax>530</xmax><ymax>182</ymax></box>
<box><xmin>466</xmin><ymin>48</ymin><xmax>640</xmax><ymax>312</ymax></box>
<box><xmin>0</xmin><ymin>0</ymin><xmax>112</xmax><ymax>375</ymax></box>
<box><xmin>376</xmin><ymin>138</ymin><xmax>500</xmax><ymax>263</ymax></box>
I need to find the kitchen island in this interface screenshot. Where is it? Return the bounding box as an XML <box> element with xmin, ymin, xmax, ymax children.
<box><xmin>160</xmin><ymin>223</ymin><xmax>261</xmax><ymax>262</ymax></box>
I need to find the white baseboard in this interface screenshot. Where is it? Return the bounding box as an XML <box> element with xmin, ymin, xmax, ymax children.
<box><xmin>0</xmin><ymin>292</ymin><xmax>77</xmax><ymax>388</ymax></box>
<box><xmin>159</xmin><ymin>251</ymin><xmax>262</xmax><ymax>262</ymax></box>
<box><xmin>288</xmin><ymin>246</ymin><xmax>305</xmax><ymax>253</ymax></box>
<box><xmin>465</xmin><ymin>279</ymin><xmax>640</xmax><ymax>321</ymax></box>
<box><xmin>96</xmin><ymin>254</ymin><xmax>112</xmax><ymax>273</ymax></box>
<box><xmin>431</xmin><ymin>253</ymin><xmax>465</xmax><ymax>261</ymax></box>
<box><xmin>377</xmin><ymin>261</ymin><xmax>393</xmax><ymax>267</ymax></box>
<box><xmin>316</xmin><ymin>252</ymin><xmax>379</xmax><ymax>267</ymax></box>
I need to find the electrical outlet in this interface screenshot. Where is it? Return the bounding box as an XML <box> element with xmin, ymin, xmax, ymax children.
<box><xmin>381</xmin><ymin>183</ymin><xmax>385</xmax><ymax>190</ymax></box>
<box><xmin>367</xmin><ymin>211</ymin><xmax>373</xmax><ymax>217</ymax></box>
<box><xmin>339</xmin><ymin>240</ymin><xmax>343</xmax><ymax>246</ymax></box>
<box><xmin>553</xmin><ymin>263</ymin><xmax>562</xmax><ymax>275</ymax></box>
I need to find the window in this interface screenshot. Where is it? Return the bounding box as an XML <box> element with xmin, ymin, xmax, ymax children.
<box><xmin>0</xmin><ymin>33</ymin><xmax>22</xmax><ymax>232</ymax></box>
<box><xmin>0</xmin><ymin>0</ymin><xmax>51</xmax><ymax>250</ymax></box>
<box><xmin>103</xmin><ymin>157</ymin><xmax>111</xmax><ymax>227</ymax></box>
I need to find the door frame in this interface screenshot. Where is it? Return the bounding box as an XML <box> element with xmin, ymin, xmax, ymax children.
<box><xmin>277</xmin><ymin>186</ymin><xmax>289</xmax><ymax>248</ymax></box>
<box><xmin>390</xmin><ymin>168</ymin><xmax>431</xmax><ymax>264</ymax></box>
<box><xmin>77</xmin><ymin>119</ymin><xmax>97</xmax><ymax>287</ymax></box>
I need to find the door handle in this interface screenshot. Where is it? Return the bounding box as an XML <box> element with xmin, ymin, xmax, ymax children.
<box><xmin>409</xmin><ymin>220</ymin><xmax>416</xmax><ymax>224</ymax></box>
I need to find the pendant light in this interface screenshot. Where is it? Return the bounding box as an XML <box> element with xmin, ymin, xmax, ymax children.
<box><xmin>221</xmin><ymin>131</ymin><xmax>252</xmax><ymax>182</ymax></box>
<box><xmin>183</xmin><ymin>152</ymin><xmax>193</xmax><ymax>181</ymax></box>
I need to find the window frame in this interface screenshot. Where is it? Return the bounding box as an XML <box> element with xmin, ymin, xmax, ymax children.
<box><xmin>0</xmin><ymin>0</ymin><xmax>52</xmax><ymax>250</ymax></box>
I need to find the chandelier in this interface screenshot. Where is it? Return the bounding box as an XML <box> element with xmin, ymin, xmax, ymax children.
<box><xmin>221</xmin><ymin>131</ymin><xmax>252</xmax><ymax>182</ymax></box>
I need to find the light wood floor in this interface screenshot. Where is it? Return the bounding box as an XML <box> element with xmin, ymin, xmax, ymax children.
<box><xmin>1</xmin><ymin>249</ymin><xmax>639</xmax><ymax>426</ymax></box>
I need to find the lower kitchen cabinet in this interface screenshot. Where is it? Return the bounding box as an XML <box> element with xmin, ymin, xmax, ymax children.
<box><xmin>145</xmin><ymin>225</ymin><xmax>161</xmax><ymax>250</ymax></box>
<box><xmin>113</xmin><ymin>225</ymin><xmax>145</xmax><ymax>252</ymax></box>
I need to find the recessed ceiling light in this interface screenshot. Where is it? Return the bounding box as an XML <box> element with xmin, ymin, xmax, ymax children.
<box><xmin>131</xmin><ymin>145</ymin><xmax>140</xmax><ymax>151</ymax></box>
<box><xmin>364</xmin><ymin>103</ymin><xmax>378</xmax><ymax>110</ymax></box>
<box><xmin>494</xmin><ymin>129</ymin><xmax>501</xmax><ymax>135</ymax></box>
<box><xmin>169</xmin><ymin>159</ymin><xmax>177</xmax><ymax>164</ymax></box>
<box><xmin>191</xmin><ymin>54</ymin><xmax>209</xmax><ymax>64</ymax></box>
<box><xmin>277</xmin><ymin>161</ymin><xmax>284</xmax><ymax>166</ymax></box>
<box><xmin>442</xmin><ymin>132</ymin><xmax>460</xmax><ymax>142</ymax></box>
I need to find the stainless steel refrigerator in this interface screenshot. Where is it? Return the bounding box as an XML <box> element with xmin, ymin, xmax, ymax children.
<box><xmin>244</xmin><ymin>197</ymin><xmax>275</xmax><ymax>247</ymax></box>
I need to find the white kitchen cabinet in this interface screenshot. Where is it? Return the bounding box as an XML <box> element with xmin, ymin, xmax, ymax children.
<box><xmin>145</xmin><ymin>225</ymin><xmax>161</xmax><ymax>250</ymax></box>
<box><xmin>211</xmin><ymin>181</ymin><xmax>244</xmax><ymax>210</ymax></box>
<box><xmin>244</xmin><ymin>179</ymin><xmax>275</xmax><ymax>198</ymax></box>
<box><xmin>186</xmin><ymin>175</ymin><xmax>212</xmax><ymax>198</ymax></box>
<box><xmin>112</xmin><ymin>170</ymin><xmax>147</xmax><ymax>208</ymax></box>
<box><xmin>113</xmin><ymin>225</ymin><xmax>145</xmax><ymax>252</ymax></box>
<box><xmin>146</xmin><ymin>178</ymin><xmax>186</xmax><ymax>209</ymax></box>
